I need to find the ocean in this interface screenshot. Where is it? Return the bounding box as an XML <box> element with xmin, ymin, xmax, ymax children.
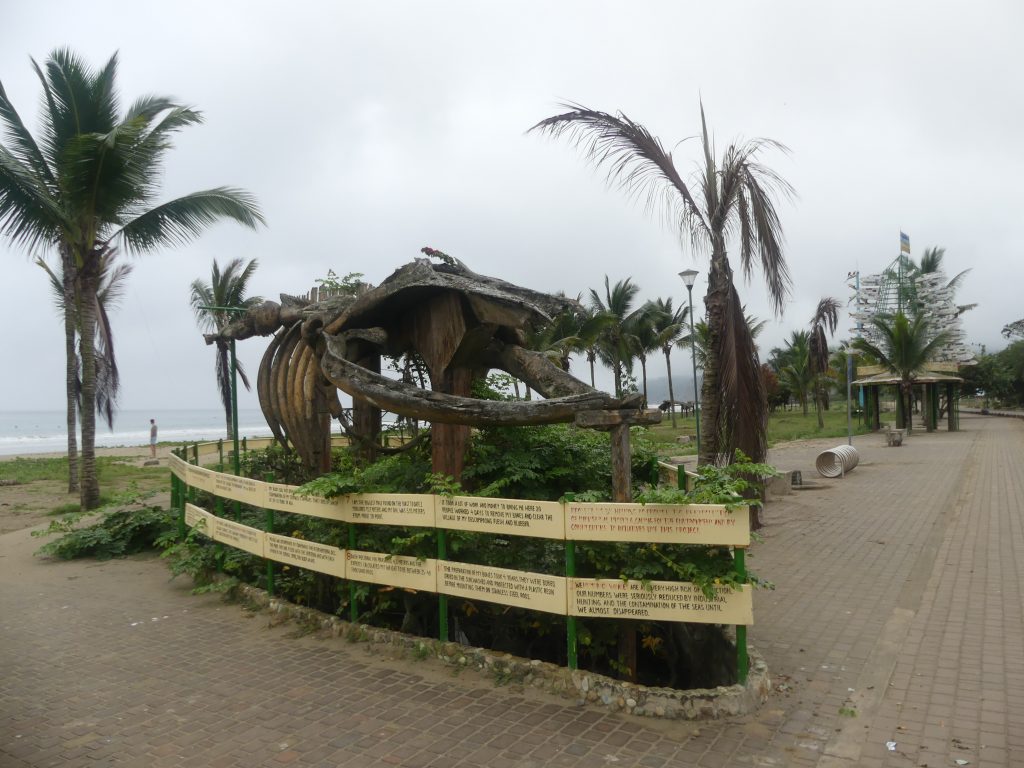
<box><xmin>0</xmin><ymin>408</ymin><xmax>274</xmax><ymax>457</ymax></box>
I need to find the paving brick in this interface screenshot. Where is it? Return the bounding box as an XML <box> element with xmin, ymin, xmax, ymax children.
<box><xmin>3</xmin><ymin>415</ymin><xmax>1024</xmax><ymax>767</ymax></box>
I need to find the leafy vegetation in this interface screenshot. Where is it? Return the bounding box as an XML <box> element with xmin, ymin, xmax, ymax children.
<box><xmin>35</xmin><ymin>505</ymin><xmax>174</xmax><ymax>560</ymax></box>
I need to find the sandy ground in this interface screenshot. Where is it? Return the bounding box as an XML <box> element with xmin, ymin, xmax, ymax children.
<box><xmin>0</xmin><ymin>444</ymin><xmax>173</xmax><ymax>535</ymax></box>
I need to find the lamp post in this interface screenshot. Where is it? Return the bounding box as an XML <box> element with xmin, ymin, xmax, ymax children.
<box><xmin>679</xmin><ymin>269</ymin><xmax>701</xmax><ymax>462</ymax></box>
<box><xmin>845</xmin><ymin>347</ymin><xmax>861</xmax><ymax>446</ymax></box>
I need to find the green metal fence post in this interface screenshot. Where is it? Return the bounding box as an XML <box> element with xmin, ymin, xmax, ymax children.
<box><xmin>215</xmin><ymin>496</ymin><xmax>225</xmax><ymax>571</ymax></box>
<box><xmin>264</xmin><ymin>473</ymin><xmax>275</xmax><ymax>596</ymax></box>
<box><xmin>735</xmin><ymin>547</ymin><xmax>749</xmax><ymax>684</ymax></box>
<box><xmin>348</xmin><ymin>522</ymin><xmax>358</xmax><ymax>624</ymax></box>
<box><xmin>172</xmin><ymin>476</ymin><xmax>185</xmax><ymax>539</ymax></box>
<box><xmin>218</xmin><ymin>439</ymin><xmax>224</xmax><ymax>471</ymax></box>
<box><xmin>566</xmin><ymin>539</ymin><xmax>577</xmax><ymax>670</ymax></box>
<box><xmin>191</xmin><ymin>443</ymin><xmax>199</xmax><ymax>465</ymax></box>
<box><xmin>438</xmin><ymin>529</ymin><xmax>449</xmax><ymax>643</ymax></box>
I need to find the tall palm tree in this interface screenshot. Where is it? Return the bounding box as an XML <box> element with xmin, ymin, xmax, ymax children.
<box><xmin>777</xmin><ymin>330</ymin><xmax>812</xmax><ymax>416</ymax></box>
<box><xmin>37</xmin><ymin>252</ymin><xmax>132</xmax><ymax>490</ymax></box>
<box><xmin>0</xmin><ymin>49</ymin><xmax>264</xmax><ymax>508</ymax></box>
<box><xmin>532</xmin><ymin>104</ymin><xmax>792</xmax><ymax>464</ymax></box>
<box><xmin>853</xmin><ymin>312</ymin><xmax>949</xmax><ymax>432</ymax></box>
<box><xmin>808</xmin><ymin>298</ymin><xmax>840</xmax><ymax>429</ymax></box>
<box><xmin>588</xmin><ymin>276</ymin><xmax>643</xmax><ymax>397</ymax></box>
<box><xmin>627</xmin><ymin>305</ymin><xmax>660</xmax><ymax>405</ymax></box>
<box><xmin>190</xmin><ymin>258</ymin><xmax>262</xmax><ymax>436</ymax></box>
<box><xmin>528</xmin><ymin>297</ymin><xmax>613</xmax><ymax>376</ymax></box>
<box><xmin>646</xmin><ymin>297</ymin><xmax>689</xmax><ymax>428</ymax></box>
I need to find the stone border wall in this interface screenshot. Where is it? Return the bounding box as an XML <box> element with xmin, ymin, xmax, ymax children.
<box><xmin>235</xmin><ymin>582</ymin><xmax>770</xmax><ymax>721</ymax></box>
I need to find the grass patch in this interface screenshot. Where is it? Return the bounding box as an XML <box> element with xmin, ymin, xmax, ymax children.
<box><xmin>643</xmin><ymin>402</ymin><xmax>873</xmax><ymax>458</ymax></box>
<box><xmin>48</xmin><ymin>502</ymin><xmax>82</xmax><ymax>516</ymax></box>
<box><xmin>767</xmin><ymin>406</ymin><xmax>872</xmax><ymax>445</ymax></box>
<box><xmin>0</xmin><ymin>456</ymin><xmax>169</xmax><ymax>513</ymax></box>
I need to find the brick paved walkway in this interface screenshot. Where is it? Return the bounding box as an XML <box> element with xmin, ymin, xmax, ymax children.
<box><xmin>1</xmin><ymin>414</ymin><xmax>1021</xmax><ymax>766</ymax></box>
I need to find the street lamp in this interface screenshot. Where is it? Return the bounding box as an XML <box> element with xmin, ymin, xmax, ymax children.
<box><xmin>845</xmin><ymin>347</ymin><xmax>861</xmax><ymax>446</ymax></box>
<box><xmin>679</xmin><ymin>269</ymin><xmax>701</xmax><ymax>461</ymax></box>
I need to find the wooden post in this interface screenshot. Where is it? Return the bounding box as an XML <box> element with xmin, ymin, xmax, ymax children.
<box><xmin>924</xmin><ymin>384</ymin><xmax>934</xmax><ymax>432</ymax></box>
<box><xmin>431</xmin><ymin>367</ymin><xmax>473</xmax><ymax>481</ymax></box>
<box><xmin>610</xmin><ymin>422</ymin><xmax>632</xmax><ymax>503</ymax></box>
<box><xmin>352</xmin><ymin>353</ymin><xmax>383</xmax><ymax>465</ymax></box>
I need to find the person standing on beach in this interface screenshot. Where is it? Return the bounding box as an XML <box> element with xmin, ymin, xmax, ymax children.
<box><xmin>150</xmin><ymin>419</ymin><xmax>158</xmax><ymax>459</ymax></box>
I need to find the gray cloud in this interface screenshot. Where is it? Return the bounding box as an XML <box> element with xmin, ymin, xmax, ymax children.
<box><xmin>2</xmin><ymin>0</ymin><xmax>1018</xmax><ymax>417</ymax></box>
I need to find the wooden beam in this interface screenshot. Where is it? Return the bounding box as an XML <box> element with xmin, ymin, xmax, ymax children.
<box><xmin>321</xmin><ymin>336</ymin><xmax>613</xmax><ymax>426</ymax></box>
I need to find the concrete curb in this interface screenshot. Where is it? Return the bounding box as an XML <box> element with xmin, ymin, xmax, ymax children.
<box><xmin>234</xmin><ymin>581</ymin><xmax>770</xmax><ymax>721</ymax></box>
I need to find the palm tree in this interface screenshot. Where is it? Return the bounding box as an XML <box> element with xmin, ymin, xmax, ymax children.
<box><xmin>0</xmin><ymin>49</ymin><xmax>264</xmax><ymax>508</ymax></box>
<box><xmin>1004</xmin><ymin>319</ymin><xmax>1024</xmax><ymax>340</ymax></box>
<box><xmin>646</xmin><ymin>298</ymin><xmax>690</xmax><ymax>427</ymax></box>
<box><xmin>190</xmin><ymin>258</ymin><xmax>262</xmax><ymax>436</ymax></box>
<box><xmin>528</xmin><ymin>297</ymin><xmax>613</xmax><ymax>377</ymax></box>
<box><xmin>853</xmin><ymin>312</ymin><xmax>950</xmax><ymax>432</ymax></box>
<box><xmin>808</xmin><ymin>298</ymin><xmax>840</xmax><ymax>429</ymax></box>
<box><xmin>588</xmin><ymin>276</ymin><xmax>643</xmax><ymax>397</ymax></box>
<box><xmin>909</xmin><ymin>246</ymin><xmax>976</xmax><ymax>316</ymax></box>
<box><xmin>532</xmin><ymin>104</ymin><xmax>792</xmax><ymax>464</ymax></box>
<box><xmin>627</xmin><ymin>305</ymin><xmax>661</xmax><ymax>405</ymax></box>
<box><xmin>37</xmin><ymin>252</ymin><xmax>132</xmax><ymax>490</ymax></box>
<box><xmin>777</xmin><ymin>330</ymin><xmax>812</xmax><ymax>416</ymax></box>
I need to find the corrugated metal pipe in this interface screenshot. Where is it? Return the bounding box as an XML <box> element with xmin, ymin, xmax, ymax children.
<box><xmin>815</xmin><ymin>445</ymin><xmax>860</xmax><ymax>478</ymax></box>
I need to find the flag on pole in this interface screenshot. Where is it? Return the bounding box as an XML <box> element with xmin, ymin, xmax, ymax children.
<box><xmin>900</xmin><ymin>231</ymin><xmax>910</xmax><ymax>254</ymax></box>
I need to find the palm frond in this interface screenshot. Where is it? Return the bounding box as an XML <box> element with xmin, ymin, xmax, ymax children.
<box><xmin>0</xmin><ymin>145</ymin><xmax>64</xmax><ymax>250</ymax></box>
<box><xmin>530</xmin><ymin>104</ymin><xmax>710</xmax><ymax>251</ymax></box>
<box><xmin>713</xmin><ymin>282</ymin><xmax>767</xmax><ymax>464</ymax></box>
<box><xmin>0</xmin><ymin>79</ymin><xmax>55</xmax><ymax>188</ymax></box>
<box><xmin>115</xmin><ymin>188</ymin><xmax>264</xmax><ymax>252</ymax></box>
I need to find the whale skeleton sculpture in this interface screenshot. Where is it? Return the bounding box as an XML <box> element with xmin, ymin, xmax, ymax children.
<box><xmin>208</xmin><ymin>254</ymin><xmax>659</xmax><ymax>499</ymax></box>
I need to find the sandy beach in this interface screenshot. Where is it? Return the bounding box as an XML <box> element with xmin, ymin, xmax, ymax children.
<box><xmin>0</xmin><ymin>443</ymin><xmax>176</xmax><ymax>464</ymax></box>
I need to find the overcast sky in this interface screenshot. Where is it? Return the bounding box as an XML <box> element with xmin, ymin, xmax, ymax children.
<box><xmin>2</xmin><ymin>1</ymin><xmax>1021</xmax><ymax>421</ymax></box>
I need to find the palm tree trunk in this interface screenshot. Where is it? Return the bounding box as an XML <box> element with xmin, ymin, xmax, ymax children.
<box><xmin>699</xmin><ymin>246</ymin><xmax>731</xmax><ymax>465</ymax></box>
<box><xmin>78</xmin><ymin>266</ymin><xmax>101</xmax><ymax>509</ymax></box>
<box><xmin>815</xmin><ymin>384</ymin><xmax>824</xmax><ymax>429</ymax></box>
<box><xmin>62</xmin><ymin>251</ymin><xmax>79</xmax><ymax>494</ymax></box>
<box><xmin>664</xmin><ymin>349</ymin><xmax>677</xmax><ymax>429</ymax></box>
<box><xmin>588</xmin><ymin>353</ymin><xmax>596</xmax><ymax>388</ymax></box>
<box><xmin>613</xmin><ymin>358</ymin><xmax>622</xmax><ymax>398</ymax></box>
<box><xmin>639</xmin><ymin>355</ymin><xmax>648</xmax><ymax>405</ymax></box>
<box><xmin>217</xmin><ymin>341</ymin><xmax>232</xmax><ymax>437</ymax></box>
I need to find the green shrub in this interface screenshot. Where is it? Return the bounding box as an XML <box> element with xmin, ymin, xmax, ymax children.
<box><xmin>35</xmin><ymin>505</ymin><xmax>175</xmax><ymax>561</ymax></box>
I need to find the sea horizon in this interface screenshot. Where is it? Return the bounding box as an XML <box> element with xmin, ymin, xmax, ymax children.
<box><xmin>0</xmin><ymin>408</ymin><xmax>274</xmax><ymax>457</ymax></box>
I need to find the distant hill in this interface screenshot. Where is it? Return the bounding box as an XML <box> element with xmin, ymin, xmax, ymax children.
<box><xmin>643</xmin><ymin>373</ymin><xmax>700</xmax><ymax>406</ymax></box>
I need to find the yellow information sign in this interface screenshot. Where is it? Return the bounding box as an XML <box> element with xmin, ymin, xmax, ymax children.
<box><xmin>566</xmin><ymin>502</ymin><xmax>749</xmax><ymax>546</ymax></box>
<box><xmin>438</xmin><ymin>496</ymin><xmax>565</xmax><ymax>539</ymax></box>
<box><xmin>184</xmin><ymin>503</ymin><xmax>216</xmax><ymax>537</ymax></box>
<box><xmin>569</xmin><ymin>579</ymin><xmax>752</xmax><ymax>625</ymax></box>
<box><xmin>438</xmin><ymin>562</ymin><xmax>567</xmax><ymax>614</ymax></box>
<box><xmin>168</xmin><ymin>453</ymin><xmax>187</xmax><ymax>481</ymax></box>
<box><xmin>265</xmin><ymin>483</ymin><xmax>348</xmax><ymax>520</ymax></box>
<box><xmin>345</xmin><ymin>550</ymin><xmax>437</xmax><ymax>591</ymax></box>
<box><xmin>349</xmin><ymin>494</ymin><xmax>435</xmax><ymax>527</ymax></box>
<box><xmin>265</xmin><ymin>533</ymin><xmax>345</xmax><ymax>577</ymax></box>
<box><xmin>185</xmin><ymin>464</ymin><xmax>217</xmax><ymax>494</ymax></box>
<box><xmin>212</xmin><ymin>473</ymin><xmax>266</xmax><ymax>507</ymax></box>
<box><xmin>212</xmin><ymin>517</ymin><xmax>266</xmax><ymax>557</ymax></box>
